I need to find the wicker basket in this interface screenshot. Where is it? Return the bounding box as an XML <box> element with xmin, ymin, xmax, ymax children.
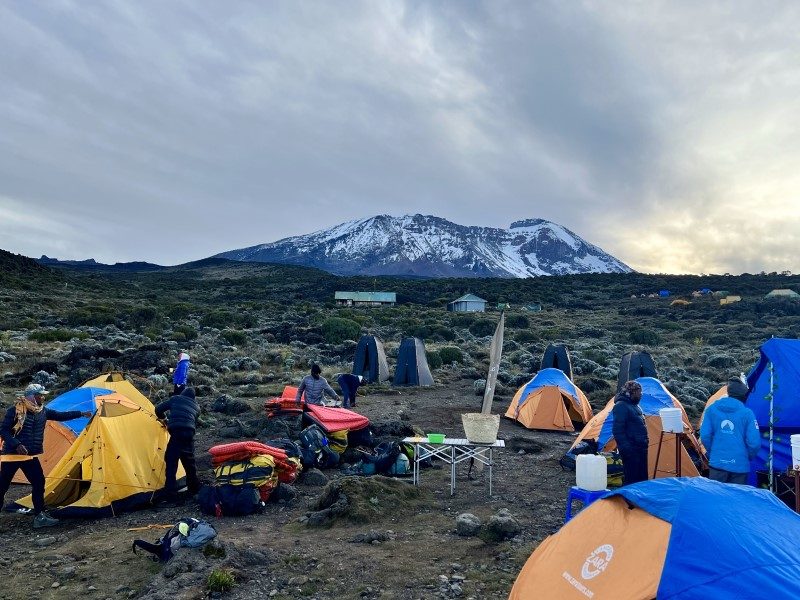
<box><xmin>461</xmin><ymin>413</ymin><xmax>500</xmax><ymax>444</ymax></box>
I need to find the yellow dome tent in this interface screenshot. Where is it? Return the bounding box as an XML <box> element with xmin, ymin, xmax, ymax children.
<box><xmin>11</xmin><ymin>392</ymin><xmax>184</xmax><ymax>517</ymax></box>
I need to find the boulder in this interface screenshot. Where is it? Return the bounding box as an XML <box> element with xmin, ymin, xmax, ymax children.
<box><xmin>485</xmin><ymin>509</ymin><xmax>520</xmax><ymax>540</ymax></box>
<box><xmin>455</xmin><ymin>513</ymin><xmax>481</xmax><ymax>537</ymax></box>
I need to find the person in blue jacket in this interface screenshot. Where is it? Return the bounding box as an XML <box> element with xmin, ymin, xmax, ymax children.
<box><xmin>172</xmin><ymin>352</ymin><xmax>190</xmax><ymax>395</ymax></box>
<box><xmin>700</xmin><ymin>376</ymin><xmax>760</xmax><ymax>485</ymax></box>
<box><xmin>336</xmin><ymin>373</ymin><xmax>363</xmax><ymax>409</ymax></box>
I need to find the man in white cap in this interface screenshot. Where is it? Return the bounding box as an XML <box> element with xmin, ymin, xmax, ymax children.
<box><xmin>336</xmin><ymin>373</ymin><xmax>364</xmax><ymax>409</ymax></box>
<box><xmin>0</xmin><ymin>383</ymin><xmax>92</xmax><ymax>528</ymax></box>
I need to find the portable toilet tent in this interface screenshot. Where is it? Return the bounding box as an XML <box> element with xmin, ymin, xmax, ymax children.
<box><xmin>393</xmin><ymin>338</ymin><xmax>434</xmax><ymax>386</ymax></box>
<box><xmin>509</xmin><ymin>478</ymin><xmax>800</xmax><ymax>599</ymax></box>
<box><xmin>11</xmin><ymin>392</ymin><xmax>183</xmax><ymax>517</ymax></box>
<box><xmin>540</xmin><ymin>343</ymin><xmax>573</xmax><ymax>380</ymax></box>
<box><xmin>569</xmin><ymin>377</ymin><xmax>703</xmax><ymax>479</ymax></box>
<box><xmin>616</xmin><ymin>351</ymin><xmax>657</xmax><ymax>394</ymax></box>
<box><xmin>8</xmin><ymin>387</ymin><xmax>115</xmax><ymax>485</ymax></box>
<box><xmin>505</xmin><ymin>368</ymin><xmax>592</xmax><ymax>431</ymax></box>
<box><xmin>352</xmin><ymin>335</ymin><xmax>390</xmax><ymax>383</ymax></box>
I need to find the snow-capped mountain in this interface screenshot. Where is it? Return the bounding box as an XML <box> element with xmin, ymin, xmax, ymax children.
<box><xmin>214</xmin><ymin>215</ymin><xmax>632</xmax><ymax>278</ymax></box>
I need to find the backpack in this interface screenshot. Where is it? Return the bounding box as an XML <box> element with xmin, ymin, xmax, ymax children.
<box><xmin>198</xmin><ymin>483</ymin><xmax>264</xmax><ymax>517</ymax></box>
<box><xmin>559</xmin><ymin>440</ymin><xmax>599</xmax><ymax>471</ymax></box>
<box><xmin>132</xmin><ymin>518</ymin><xmax>217</xmax><ymax>562</ymax></box>
<box><xmin>387</xmin><ymin>452</ymin><xmax>410</xmax><ymax>476</ymax></box>
<box><xmin>327</xmin><ymin>429</ymin><xmax>349</xmax><ymax>454</ymax></box>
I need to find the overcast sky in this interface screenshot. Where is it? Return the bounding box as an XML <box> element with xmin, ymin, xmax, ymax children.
<box><xmin>1</xmin><ymin>1</ymin><xmax>799</xmax><ymax>274</ymax></box>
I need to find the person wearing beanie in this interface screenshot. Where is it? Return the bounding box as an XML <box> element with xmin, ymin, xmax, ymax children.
<box><xmin>0</xmin><ymin>384</ymin><xmax>92</xmax><ymax>528</ymax></box>
<box><xmin>700</xmin><ymin>376</ymin><xmax>760</xmax><ymax>484</ymax></box>
<box><xmin>295</xmin><ymin>364</ymin><xmax>340</xmax><ymax>406</ymax></box>
<box><xmin>172</xmin><ymin>352</ymin><xmax>191</xmax><ymax>395</ymax></box>
<box><xmin>612</xmin><ymin>380</ymin><xmax>649</xmax><ymax>485</ymax></box>
<box><xmin>155</xmin><ymin>387</ymin><xmax>201</xmax><ymax>503</ymax></box>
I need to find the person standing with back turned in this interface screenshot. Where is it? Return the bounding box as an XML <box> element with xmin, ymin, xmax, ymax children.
<box><xmin>612</xmin><ymin>380</ymin><xmax>649</xmax><ymax>485</ymax></box>
<box><xmin>700</xmin><ymin>376</ymin><xmax>760</xmax><ymax>484</ymax></box>
<box><xmin>155</xmin><ymin>387</ymin><xmax>201</xmax><ymax>504</ymax></box>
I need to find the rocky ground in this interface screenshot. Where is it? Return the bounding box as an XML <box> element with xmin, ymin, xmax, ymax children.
<box><xmin>0</xmin><ymin>380</ymin><xmax>575</xmax><ymax>600</ymax></box>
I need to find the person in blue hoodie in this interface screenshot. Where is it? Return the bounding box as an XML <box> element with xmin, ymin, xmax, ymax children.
<box><xmin>700</xmin><ymin>376</ymin><xmax>760</xmax><ymax>485</ymax></box>
<box><xmin>172</xmin><ymin>352</ymin><xmax>190</xmax><ymax>395</ymax></box>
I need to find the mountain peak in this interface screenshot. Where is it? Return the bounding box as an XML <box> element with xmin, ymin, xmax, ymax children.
<box><xmin>215</xmin><ymin>215</ymin><xmax>631</xmax><ymax>278</ymax></box>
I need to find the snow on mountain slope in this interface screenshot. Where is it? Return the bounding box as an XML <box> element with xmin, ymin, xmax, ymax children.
<box><xmin>214</xmin><ymin>214</ymin><xmax>632</xmax><ymax>278</ymax></box>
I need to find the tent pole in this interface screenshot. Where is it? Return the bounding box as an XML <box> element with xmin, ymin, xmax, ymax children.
<box><xmin>769</xmin><ymin>361</ymin><xmax>774</xmax><ymax>492</ymax></box>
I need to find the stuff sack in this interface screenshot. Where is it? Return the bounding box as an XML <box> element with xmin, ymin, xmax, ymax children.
<box><xmin>327</xmin><ymin>429</ymin><xmax>349</xmax><ymax>454</ymax></box>
<box><xmin>198</xmin><ymin>483</ymin><xmax>264</xmax><ymax>517</ymax></box>
<box><xmin>387</xmin><ymin>452</ymin><xmax>411</xmax><ymax>476</ymax></box>
<box><xmin>133</xmin><ymin>518</ymin><xmax>217</xmax><ymax>562</ymax></box>
<box><xmin>604</xmin><ymin>452</ymin><xmax>624</xmax><ymax>487</ymax></box>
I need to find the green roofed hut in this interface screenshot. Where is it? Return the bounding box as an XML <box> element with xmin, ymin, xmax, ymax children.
<box><xmin>335</xmin><ymin>291</ymin><xmax>396</xmax><ymax>307</ymax></box>
<box><xmin>447</xmin><ymin>293</ymin><xmax>487</xmax><ymax>313</ymax></box>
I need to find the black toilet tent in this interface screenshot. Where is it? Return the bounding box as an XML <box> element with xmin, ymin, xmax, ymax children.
<box><xmin>393</xmin><ymin>338</ymin><xmax>434</xmax><ymax>386</ymax></box>
<box><xmin>352</xmin><ymin>335</ymin><xmax>390</xmax><ymax>383</ymax></box>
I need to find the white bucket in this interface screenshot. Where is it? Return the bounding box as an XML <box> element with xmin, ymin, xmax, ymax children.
<box><xmin>576</xmin><ymin>454</ymin><xmax>607</xmax><ymax>491</ymax></box>
<box><xmin>791</xmin><ymin>434</ymin><xmax>800</xmax><ymax>470</ymax></box>
<box><xmin>659</xmin><ymin>408</ymin><xmax>683</xmax><ymax>433</ymax></box>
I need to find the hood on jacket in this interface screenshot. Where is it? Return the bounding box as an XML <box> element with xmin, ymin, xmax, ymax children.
<box><xmin>713</xmin><ymin>396</ymin><xmax>747</xmax><ymax>414</ymax></box>
<box><xmin>178</xmin><ymin>352</ymin><xmax>190</xmax><ymax>362</ymax></box>
<box><xmin>181</xmin><ymin>387</ymin><xmax>196</xmax><ymax>399</ymax></box>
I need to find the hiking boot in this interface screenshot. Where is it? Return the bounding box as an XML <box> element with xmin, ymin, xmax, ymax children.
<box><xmin>33</xmin><ymin>511</ymin><xmax>59</xmax><ymax>528</ymax></box>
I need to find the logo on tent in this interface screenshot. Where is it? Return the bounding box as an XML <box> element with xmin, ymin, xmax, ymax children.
<box><xmin>581</xmin><ymin>544</ymin><xmax>614</xmax><ymax>580</ymax></box>
<box><xmin>721</xmin><ymin>420</ymin><xmax>735</xmax><ymax>433</ymax></box>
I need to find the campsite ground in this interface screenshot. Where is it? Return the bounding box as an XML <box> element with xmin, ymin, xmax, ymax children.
<box><xmin>0</xmin><ymin>379</ymin><xmax>574</xmax><ymax>600</ymax></box>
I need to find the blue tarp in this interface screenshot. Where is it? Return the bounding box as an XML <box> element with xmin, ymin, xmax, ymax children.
<box><xmin>45</xmin><ymin>387</ymin><xmax>110</xmax><ymax>435</ymax></box>
<box><xmin>517</xmin><ymin>368</ymin><xmax>580</xmax><ymax>409</ymax></box>
<box><xmin>659</xmin><ymin>290</ymin><xmax>670</xmax><ymax>297</ymax></box>
<box><xmin>597</xmin><ymin>377</ymin><xmax>675</xmax><ymax>449</ymax></box>
<box><xmin>607</xmin><ymin>477</ymin><xmax>800</xmax><ymax>598</ymax></box>
<box><xmin>745</xmin><ymin>338</ymin><xmax>800</xmax><ymax>474</ymax></box>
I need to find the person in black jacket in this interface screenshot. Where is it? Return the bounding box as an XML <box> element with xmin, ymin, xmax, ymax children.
<box><xmin>155</xmin><ymin>387</ymin><xmax>201</xmax><ymax>503</ymax></box>
<box><xmin>612</xmin><ymin>380</ymin><xmax>649</xmax><ymax>485</ymax></box>
<box><xmin>0</xmin><ymin>384</ymin><xmax>91</xmax><ymax>528</ymax></box>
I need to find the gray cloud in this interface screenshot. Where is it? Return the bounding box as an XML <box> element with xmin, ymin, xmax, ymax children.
<box><xmin>1</xmin><ymin>1</ymin><xmax>798</xmax><ymax>273</ymax></box>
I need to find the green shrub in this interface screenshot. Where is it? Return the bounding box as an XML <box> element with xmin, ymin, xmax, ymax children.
<box><xmin>207</xmin><ymin>569</ymin><xmax>235</xmax><ymax>593</ymax></box>
<box><xmin>201</xmin><ymin>310</ymin><xmax>238</xmax><ymax>329</ymax></box>
<box><xmin>66</xmin><ymin>306</ymin><xmax>117</xmax><ymax>327</ymax></box>
<box><xmin>21</xmin><ymin>318</ymin><xmax>38</xmax><ymax>329</ymax></box>
<box><xmin>451</xmin><ymin>314</ymin><xmax>476</xmax><ymax>327</ymax></box>
<box><xmin>29</xmin><ymin>329</ymin><xmax>88</xmax><ymax>342</ymax></box>
<box><xmin>172</xmin><ymin>324</ymin><xmax>198</xmax><ymax>341</ymax></box>
<box><xmin>221</xmin><ymin>329</ymin><xmax>248</xmax><ymax>346</ymax></box>
<box><xmin>514</xmin><ymin>330</ymin><xmax>538</xmax><ymax>343</ymax></box>
<box><xmin>629</xmin><ymin>328</ymin><xmax>661</xmax><ymax>345</ymax></box>
<box><xmin>432</xmin><ymin>326</ymin><xmax>456</xmax><ymax>341</ymax></box>
<box><xmin>505</xmin><ymin>314</ymin><xmax>530</xmax><ymax>328</ymax></box>
<box><xmin>426</xmin><ymin>350</ymin><xmax>443</xmax><ymax>370</ymax></box>
<box><xmin>409</xmin><ymin>324</ymin><xmax>432</xmax><ymax>339</ymax></box>
<box><xmin>321</xmin><ymin>317</ymin><xmax>361</xmax><ymax>344</ymax></box>
<box><xmin>469</xmin><ymin>319</ymin><xmax>496</xmax><ymax>337</ymax></box>
<box><xmin>129</xmin><ymin>306</ymin><xmax>159</xmax><ymax>327</ymax></box>
<box><xmin>439</xmin><ymin>346</ymin><xmax>464</xmax><ymax>365</ymax></box>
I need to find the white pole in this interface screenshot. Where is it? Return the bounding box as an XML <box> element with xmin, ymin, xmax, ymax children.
<box><xmin>769</xmin><ymin>361</ymin><xmax>774</xmax><ymax>491</ymax></box>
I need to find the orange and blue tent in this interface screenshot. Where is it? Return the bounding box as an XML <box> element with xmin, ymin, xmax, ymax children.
<box><xmin>569</xmin><ymin>377</ymin><xmax>703</xmax><ymax>478</ymax></box>
<box><xmin>505</xmin><ymin>368</ymin><xmax>593</xmax><ymax>431</ymax></box>
<box><xmin>510</xmin><ymin>477</ymin><xmax>800</xmax><ymax>599</ymax></box>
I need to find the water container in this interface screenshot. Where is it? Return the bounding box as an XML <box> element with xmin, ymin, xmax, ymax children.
<box><xmin>791</xmin><ymin>435</ymin><xmax>800</xmax><ymax>470</ymax></box>
<box><xmin>576</xmin><ymin>454</ymin><xmax>607</xmax><ymax>491</ymax></box>
<box><xmin>659</xmin><ymin>408</ymin><xmax>684</xmax><ymax>433</ymax></box>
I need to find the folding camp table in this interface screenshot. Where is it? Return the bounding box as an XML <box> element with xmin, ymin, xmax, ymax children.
<box><xmin>402</xmin><ymin>437</ymin><xmax>505</xmax><ymax>496</ymax></box>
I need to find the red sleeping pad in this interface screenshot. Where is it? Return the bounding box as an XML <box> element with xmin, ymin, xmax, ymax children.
<box><xmin>305</xmin><ymin>404</ymin><xmax>369</xmax><ymax>433</ymax></box>
<box><xmin>265</xmin><ymin>386</ymin><xmax>305</xmax><ymax>416</ymax></box>
<box><xmin>209</xmin><ymin>441</ymin><xmax>300</xmax><ymax>484</ymax></box>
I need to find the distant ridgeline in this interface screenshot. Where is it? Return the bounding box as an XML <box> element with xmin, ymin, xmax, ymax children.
<box><xmin>0</xmin><ymin>249</ymin><xmax>63</xmax><ymax>285</ymax></box>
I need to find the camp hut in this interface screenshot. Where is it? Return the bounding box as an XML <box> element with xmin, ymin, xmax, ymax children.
<box><xmin>352</xmin><ymin>335</ymin><xmax>390</xmax><ymax>383</ymax></box>
<box><xmin>393</xmin><ymin>338</ymin><xmax>434</xmax><ymax>386</ymax></box>
<box><xmin>8</xmin><ymin>387</ymin><xmax>116</xmax><ymax>485</ymax></box>
<box><xmin>447</xmin><ymin>294</ymin><xmax>487</xmax><ymax>312</ymax></box>
<box><xmin>569</xmin><ymin>377</ymin><xmax>703</xmax><ymax>479</ymax></box>
<box><xmin>540</xmin><ymin>343</ymin><xmax>573</xmax><ymax>380</ymax></box>
<box><xmin>11</xmin><ymin>392</ymin><xmax>183</xmax><ymax>517</ymax></box>
<box><xmin>505</xmin><ymin>368</ymin><xmax>593</xmax><ymax>431</ymax></box>
<box><xmin>334</xmin><ymin>291</ymin><xmax>396</xmax><ymax>307</ymax></box>
<box><xmin>509</xmin><ymin>478</ymin><xmax>800</xmax><ymax>599</ymax></box>
<box><xmin>766</xmin><ymin>289</ymin><xmax>800</xmax><ymax>299</ymax></box>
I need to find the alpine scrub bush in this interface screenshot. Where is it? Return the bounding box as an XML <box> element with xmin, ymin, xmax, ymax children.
<box><xmin>29</xmin><ymin>329</ymin><xmax>88</xmax><ymax>342</ymax></box>
<box><xmin>469</xmin><ymin>319</ymin><xmax>496</xmax><ymax>337</ymax></box>
<box><xmin>207</xmin><ymin>568</ymin><xmax>235</xmax><ymax>593</ymax></box>
<box><xmin>426</xmin><ymin>350</ymin><xmax>443</xmax><ymax>370</ymax></box>
<box><xmin>628</xmin><ymin>328</ymin><xmax>661</xmax><ymax>345</ymax></box>
<box><xmin>439</xmin><ymin>346</ymin><xmax>464</xmax><ymax>365</ymax></box>
<box><xmin>504</xmin><ymin>314</ymin><xmax>530</xmax><ymax>329</ymax></box>
<box><xmin>221</xmin><ymin>329</ymin><xmax>248</xmax><ymax>346</ymax></box>
<box><xmin>321</xmin><ymin>317</ymin><xmax>361</xmax><ymax>344</ymax></box>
